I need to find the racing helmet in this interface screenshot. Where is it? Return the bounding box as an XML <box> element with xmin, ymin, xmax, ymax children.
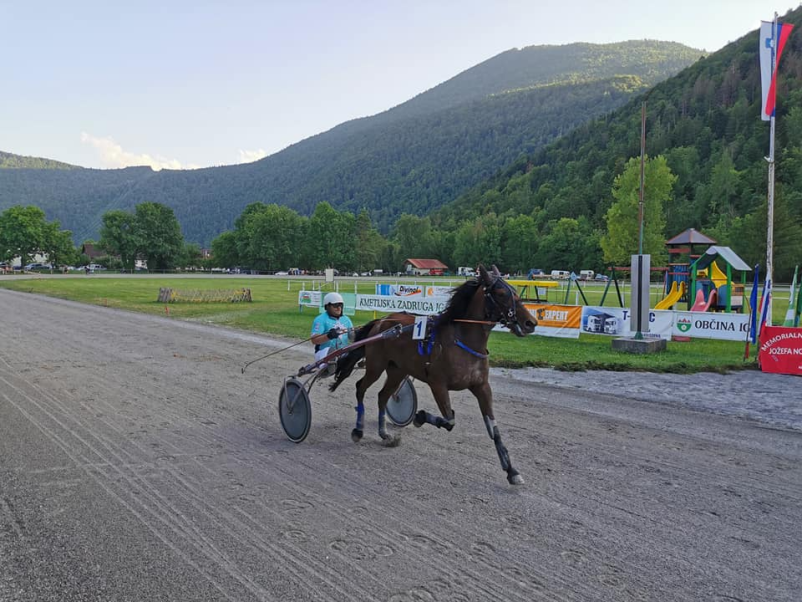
<box><xmin>323</xmin><ymin>292</ymin><xmax>344</xmax><ymax>307</ymax></box>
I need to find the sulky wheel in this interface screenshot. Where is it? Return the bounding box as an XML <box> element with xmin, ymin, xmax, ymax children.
<box><xmin>279</xmin><ymin>378</ymin><xmax>312</xmax><ymax>443</ymax></box>
<box><xmin>386</xmin><ymin>377</ymin><xmax>417</xmax><ymax>427</ymax></box>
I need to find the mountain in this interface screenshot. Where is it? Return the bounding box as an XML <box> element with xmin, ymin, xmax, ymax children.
<box><xmin>430</xmin><ymin>8</ymin><xmax>802</xmax><ymax>279</ymax></box>
<box><xmin>0</xmin><ymin>40</ymin><xmax>701</xmax><ymax>245</ymax></box>
<box><xmin>0</xmin><ymin>151</ymin><xmax>79</xmax><ymax>170</ymax></box>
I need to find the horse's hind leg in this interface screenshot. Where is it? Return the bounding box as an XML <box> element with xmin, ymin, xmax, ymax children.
<box><xmin>353</xmin><ymin>365</ymin><xmax>383</xmax><ymax>443</ymax></box>
<box><xmin>376</xmin><ymin>367</ymin><xmax>405</xmax><ymax>446</ymax></box>
<box><xmin>470</xmin><ymin>382</ymin><xmax>523</xmax><ymax>485</ymax></box>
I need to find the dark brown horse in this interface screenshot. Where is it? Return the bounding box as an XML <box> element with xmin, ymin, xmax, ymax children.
<box><xmin>331</xmin><ymin>265</ymin><xmax>537</xmax><ymax>484</ymax></box>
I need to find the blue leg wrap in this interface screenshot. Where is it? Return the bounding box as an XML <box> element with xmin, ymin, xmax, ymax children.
<box><xmin>355</xmin><ymin>403</ymin><xmax>365</xmax><ymax>431</ymax></box>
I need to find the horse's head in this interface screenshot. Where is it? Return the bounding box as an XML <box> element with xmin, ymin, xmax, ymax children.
<box><xmin>479</xmin><ymin>265</ymin><xmax>537</xmax><ymax>337</ymax></box>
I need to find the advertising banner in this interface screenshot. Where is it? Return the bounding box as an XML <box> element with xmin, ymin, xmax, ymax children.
<box><xmin>356</xmin><ymin>294</ymin><xmax>448</xmax><ymax>315</ymax></box>
<box><xmin>425</xmin><ymin>285</ymin><xmax>455</xmax><ymax>298</ymax></box>
<box><xmin>522</xmin><ymin>304</ymin><xmax>581</xmax><ymax>339</ymax></box>
<box><xmin>759</xmin><ymin>326</ymin><xmax>802</xmax><ymax>376</ymax></box>
<box><xmin>581</xmin><ymin>307</ymin><xmax>673</xmax><ymax>340</ymax></box>
<box><xmin>375</xmin><ymin>284</ymin><xmax>424</xmax><ymax>297</ymax></box>
<box><xmin>673</xmin><ymin>312</ymin><xmax>750</xmax><ymax>341</ymax></box>
<box><xmin>298</xmin><ymin>290</ymin><xmax>321</xmax><ymax>309</ymax></box>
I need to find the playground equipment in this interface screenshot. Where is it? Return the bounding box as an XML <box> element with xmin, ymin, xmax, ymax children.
<box><xmin>690</xmin><ymin>246</ymin><xmax>751</xmax><ymax>313</ymax></box>
<box><xmin>665</xmin><ymin>228</ymin><xmax>717</xmax><ymax>305</ymax></box>
<box><xmin>599</xmin><ymin>265</ymin><xmax>668</xmax><ymax>308</ymax></box>
<box><xmin>690</xmin><ymin>288</ymin><xmax>717</xmax><ymax>312</ymax></box>
<box><xmin>506</xmin><ymin>279</ymin><xmax>558</xmax><ymax>303</ymax></box>
<box><xmin>655</xmin><ymin>281</ymin><xmax>686</xmax><ymax>310</ymax></box>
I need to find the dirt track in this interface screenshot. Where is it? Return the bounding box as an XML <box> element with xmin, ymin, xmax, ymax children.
<box><xmin>1</xmin><ymin>288</ymin><xmax>800</xmax><ymax>601</ymax></box>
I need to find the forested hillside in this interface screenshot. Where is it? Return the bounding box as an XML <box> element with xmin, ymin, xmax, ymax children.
<box><xmin>0</xmin><ymin>40</ymin><xmax>699</xmax><ymax>245</ymax></box>
<box><xmin>0</xmin><ymin>151</ymin><xmax>79</xmax><ymax>170</ymax></box>
<box><xmin>432</xmin><ymin>8</ymin><xmax>802</xmax><ymax>280</ymax></box>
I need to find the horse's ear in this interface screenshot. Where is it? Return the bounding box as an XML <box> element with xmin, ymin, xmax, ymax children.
<box><xmin>491</xmin><ymin>265</ymin><xmax>502</xmax><ymax>278</ymax></box>
<box><xmin>478</xmin><ymin>264</ymin><xmax>493</xmax><ymax>285</ymax></box>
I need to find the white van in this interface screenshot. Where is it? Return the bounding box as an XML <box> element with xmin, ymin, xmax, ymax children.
<box><xmin>458</xmin><ymin>267</ymin><xmax>476</xmax><ymax>277</ymax></box>
<box><xmin>550</xmin><ymin>270</ymin><xmax>569</xmax><ymax>280</ymax></box>
<box><xmin>579</xmin><ymin>270</ymin><xmax>595</xmax><ymax>280</ymax></box>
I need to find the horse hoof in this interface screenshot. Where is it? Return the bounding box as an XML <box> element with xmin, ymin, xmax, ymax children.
<box><xmin>351</xmin><ymin>428</ymin><xmax>363</xmax><ymax>443</ymax></box>
<box><xmin>413</xmin><ymin>410</ymin><xmax>427</xmax><ymax>428</ymax></box>
<box><xmin>507</xmin><ymin>473</ymin><xmax>525</xmax><ymax>485</ymax></box>
<box><xmin>381</xmin><ymin>434</ymin><xmax>401</xmax><ymax>448</ymax></box>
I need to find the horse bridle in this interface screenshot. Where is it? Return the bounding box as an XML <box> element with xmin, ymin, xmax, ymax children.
<box><xmin>483</xmin><ymin>276</ymin><xmax>519</xmax><ymax>327</ymax></box>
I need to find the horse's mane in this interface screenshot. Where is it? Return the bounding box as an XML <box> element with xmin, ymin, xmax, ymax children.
<box><xmin>439</xmin><ymin>279</ymin><xmax>481</xmax><ymax>325</ymax></box>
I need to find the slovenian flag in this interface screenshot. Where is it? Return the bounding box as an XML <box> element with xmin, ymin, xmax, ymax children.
<box><xmin>760</xmin><ymin>20</ymin><xmax>794</xmax><ymax>121</ymax></box>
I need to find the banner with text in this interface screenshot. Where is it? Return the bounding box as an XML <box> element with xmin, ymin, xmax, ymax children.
<box><xmin>523</xmin><ymin>304</ymin><xmax>581</xmax><ymax>338</ymax></box>
<box><xmin>673</xmin><ymin>312</ymin><xmax>750</xmax><ymax>341</ymax></box>
<box><xmin>581</xmin><ymin>307</ymin><xmax>673</xmax><ymax>340</ymax></box>
<box><xmin>425</xmin><ymin>285</ymin><xmax>456</xmax><ymax>298</ymax></box>
<box><xmin>298</xmin><ymin>290</ymin><xmax>321</xmax><ymax>308</ymax></box>
<box><xmin>375</xmin><ymin>284</ymin><xmax>424</xmax><ymax>297</ymax></box>
<box><xmin>759</xmin><ymin>326</ymin><xmax>802</xmax><ymax>375</ymax></box>
<box><xmin>356</xmin><ymin>294</ymin><xmax>449</xmax><ymax>315</ymax></box>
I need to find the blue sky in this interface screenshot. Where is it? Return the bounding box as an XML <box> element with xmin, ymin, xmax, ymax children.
<box><xmin>1</xmin><ymin>0</ymin><xmax>795</xmax><ymax>170</ymax></box>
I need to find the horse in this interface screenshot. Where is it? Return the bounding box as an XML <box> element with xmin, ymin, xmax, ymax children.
<box><xmin>330</xmin><ymin>265</ymin><xmax>537</xmax><ymax>485</ymax></box>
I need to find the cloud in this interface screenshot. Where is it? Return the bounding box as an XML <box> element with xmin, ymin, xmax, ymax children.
<box><xmin>237</xmin><ymin>148</ymin><xmax>268</xmax><ymax>164</ymax></box>
<box><xmin>80</xmin><ymin>132</ymin><xmax>199</xmax><ymax>170</ymax></box>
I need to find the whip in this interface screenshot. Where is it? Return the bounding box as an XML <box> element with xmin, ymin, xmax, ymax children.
<box><xmin>241</xmin><ymin>336</ymin><xmax>315</xmax><ymax>373</ymax></box>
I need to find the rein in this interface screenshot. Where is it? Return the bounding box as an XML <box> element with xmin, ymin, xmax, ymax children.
<box><xmin>454</xmin><ymin>318</ymin><xmax>496</xmax><ymax>325</ymax></box>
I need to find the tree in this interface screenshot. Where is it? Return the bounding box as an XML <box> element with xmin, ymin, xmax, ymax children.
<box><xmin>501</xmin><ymin>215</ymin><xmax>539</xmax><ymax>274</ymax></box>
<box><xmin>600</xmin><ymin>155</ymin><xmax>674</xmax><ymax>265</ymax></box>
<box><xmin>354</xmin><ymin>209</ymin><xmax>383</xmax><ymax>273</ymax></box>
<box><xmin>305</xmin><ymin>202</ymin><xmax>355</xmax><ymax>270</ymax></box>
<box><xmin>99</xmin><ymin>210</ymin><xmax>139</xmax><ymax>271</ymax></box>
<box><xmin>134</xmin><ymin>202</ymin><xmax>184</xmax><ymax>271</ymax></box>
<box><xmin>535</xmin><ymin>217</ymin><xmax>601</xmax><ymax>272</ymax></box>
<box><xmin>454</xmin><ymin>214</ymin><xmax>503</xmax><ymax>269</ymax></box>
<box><xmin>393</xmin><ymin>214</ymin><xmax>435</xmax><ymax>261</ymax></box>
<box><xmin>242</xmin><ymin>204</ymin><xmax>306</xmax><ymax>271</ymax></box>
<box><xmin>177</xmin><ymin>242</ymin><xmax>203</xmax><ymax>270</ymax></box>
<box><xmin>42</xmin><ymin>223</ymin><xmax>78</xmax><ymax>269</ymax></box>
<box><xmin>0</xmin><ymin>205</ymin><xmax>48</xmax><ymax>265</ymax></box>
<box><xmin>210</xmin><ymin>231</ymin><xmax>239</xmax><ymax>268</ymax></box>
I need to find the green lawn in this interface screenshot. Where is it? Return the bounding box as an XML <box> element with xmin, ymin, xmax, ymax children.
<box><xmin>0</xmin><ymin>275</ymin><xmax>764</xmax><ymax>373</ymax></box>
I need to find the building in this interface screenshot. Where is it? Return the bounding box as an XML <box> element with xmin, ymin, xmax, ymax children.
<box><xmin>403</xmin><ymin>259</ymin><xmax>449</xmax><ymax>276</ymax></box>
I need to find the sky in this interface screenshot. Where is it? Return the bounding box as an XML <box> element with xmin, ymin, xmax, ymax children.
<box><xmin>1</xmin><ymin>0</ymin><xmax>797</xmax><ymax>170</ymax></box>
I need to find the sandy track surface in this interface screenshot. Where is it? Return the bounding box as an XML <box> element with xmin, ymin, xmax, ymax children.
<box><xmin>1</xmin><ymin>288</ymin><xmax>800</xmax><ymax>602</ymax></box>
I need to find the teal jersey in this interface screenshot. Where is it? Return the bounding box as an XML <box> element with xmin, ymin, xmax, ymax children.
<box><xmin>311</xmin><ymin>312</ymin><xmax>353</xmax><ymax>352</ymax></box>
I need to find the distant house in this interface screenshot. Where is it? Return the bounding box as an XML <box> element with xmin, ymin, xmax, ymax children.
<box><xmin>403</xmin><ymin>258</ymin><xmax>449</xmax><ymax>276</ymax></box>
<box><xmin>80</xmin><ymin>242</ymin><xmax>148</xmax><ymax>270</ymax></box>
<box><xmin>81</xmin><ymin>243</ymin><xmax>105</xmax><ymax>261</ymax></box>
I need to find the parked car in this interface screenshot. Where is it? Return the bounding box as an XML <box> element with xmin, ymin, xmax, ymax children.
<box><xmin>594</xmin><ymin>274</ymin><xmax>609</xmax><ymax>281</ymax></box>
<box><xmin>275</xmin><ymin>271</ymin><xmax>289</xmax><ymax>276</ymax></box>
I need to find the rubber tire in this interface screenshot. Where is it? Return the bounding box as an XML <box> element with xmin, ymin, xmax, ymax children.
<box><xmin>386</xmin><ymin>377</ymin><xmax>418</xmax><ymax>427</ymax></box>
<box><xmin>279</xmin><ymin>378</ymin><xmax>312</xmax><ymax>443</ymax></box>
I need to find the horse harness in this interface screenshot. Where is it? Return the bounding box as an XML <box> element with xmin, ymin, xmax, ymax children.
<box><xmin>415</xmin><ymin>275</ymin><xmax>519</xmax><ymax>364</ymax></box>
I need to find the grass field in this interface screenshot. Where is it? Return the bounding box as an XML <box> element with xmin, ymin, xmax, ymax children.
<box><xmin>0</xmin><ymin>274</ymin><xmax>768</xmax><ymax>373</ymax></box>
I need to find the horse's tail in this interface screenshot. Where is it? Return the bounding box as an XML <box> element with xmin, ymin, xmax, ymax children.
<box><xmin>329</xmin><ymin>320</ymin><xmax>379</xmax><ymax>392</ymax></box>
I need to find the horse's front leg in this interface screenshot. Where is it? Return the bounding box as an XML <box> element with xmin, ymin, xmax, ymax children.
<box><xmin>353</xmin><ymin>366</ymin><xmax>383</xmax><ymax>443</ymax></box>
<box><xmin>470</xmin><ymin>382</ymin><xmax>523</xmax><ymax>485</ymax></box>
<box><xmin>413</xmin><ymin>383</ymin><xmax>455</xmax><ymax>431</ymax></box>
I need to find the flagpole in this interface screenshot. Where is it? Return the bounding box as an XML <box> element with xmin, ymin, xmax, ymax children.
<box><xmin>765</xmin><ymin>12</ymin><xmax>778</xmax><ymax>327</ymax></box>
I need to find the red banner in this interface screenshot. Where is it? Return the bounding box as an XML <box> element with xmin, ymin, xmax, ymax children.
<box><xmin>759</xmin><ymin>326</ymin><xmax>802</xmax><ymax>376</ymax></box>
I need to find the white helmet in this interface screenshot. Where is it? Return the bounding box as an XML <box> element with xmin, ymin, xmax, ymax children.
<box><xmin>323</xmin><ymin>292</ymin><xmax>344</xmax><ymax>306</ymax></box>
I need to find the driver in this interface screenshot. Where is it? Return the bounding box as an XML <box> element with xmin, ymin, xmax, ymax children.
<box><xmin>310</xmin><ymin>292</ymin><xmax>354</xmax><ymax>374</ymax></box>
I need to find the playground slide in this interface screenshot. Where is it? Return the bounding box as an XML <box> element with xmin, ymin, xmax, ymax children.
<box><xmin>690</xmin><ymin>288</ymin><xmax>717</xmax><ymax>312</ymax></box>
<box><xmin>709</xmin><ymin>261</ymin><xmax>727</xmax><ymax>289</ymax></box>
<box><xmin>655</xmin><ymin>281</ymin><xmax>685</xmax><ymax>310</ymax></box>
